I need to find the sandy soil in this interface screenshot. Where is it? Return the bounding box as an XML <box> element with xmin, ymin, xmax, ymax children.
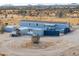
<box><xmin>0</xmin><ymin>30</ymin><xmax>79</xmax><ymax>56</ymax></box>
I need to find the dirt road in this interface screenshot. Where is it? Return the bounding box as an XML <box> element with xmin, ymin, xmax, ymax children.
<box><xmin>0</xmin><ymin>30</ymin><xmax>79</xmax><ymax>56</ymax></box>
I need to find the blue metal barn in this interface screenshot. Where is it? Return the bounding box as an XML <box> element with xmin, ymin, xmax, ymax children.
<box><xmin>17</xmin><ymin>20</ymin><xmax>71</xmax><ymax>36</ymax></box>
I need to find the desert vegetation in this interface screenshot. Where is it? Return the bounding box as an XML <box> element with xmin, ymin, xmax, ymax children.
<box><xmin>0</xmin><ymin>5</ymin><xmax>79</xmax><ymax>26</ymax></box>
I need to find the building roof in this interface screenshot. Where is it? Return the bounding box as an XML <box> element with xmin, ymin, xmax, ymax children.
<box><xmin>20</xmin><ymin>20</ymin><xmax>69</xmax><ymax>24</ymax></box>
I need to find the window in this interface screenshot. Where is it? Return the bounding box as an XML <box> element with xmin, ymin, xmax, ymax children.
<box><xmin>36</xmin><ymin>23</ymin><xmax>38</xmax><ymax>26</ymax></box>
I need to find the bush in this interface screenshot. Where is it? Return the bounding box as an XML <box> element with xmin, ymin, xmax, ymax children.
<box><xmin>31</xmin><ymin>35</ymin><xmax>40</xmax><ymax>44</ymax></box>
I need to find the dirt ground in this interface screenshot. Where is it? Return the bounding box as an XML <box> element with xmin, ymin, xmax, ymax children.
<box><xmin>0</xmin><ymin>29</ymin><xmax>79</xmax><ymax>56</ymax></box>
